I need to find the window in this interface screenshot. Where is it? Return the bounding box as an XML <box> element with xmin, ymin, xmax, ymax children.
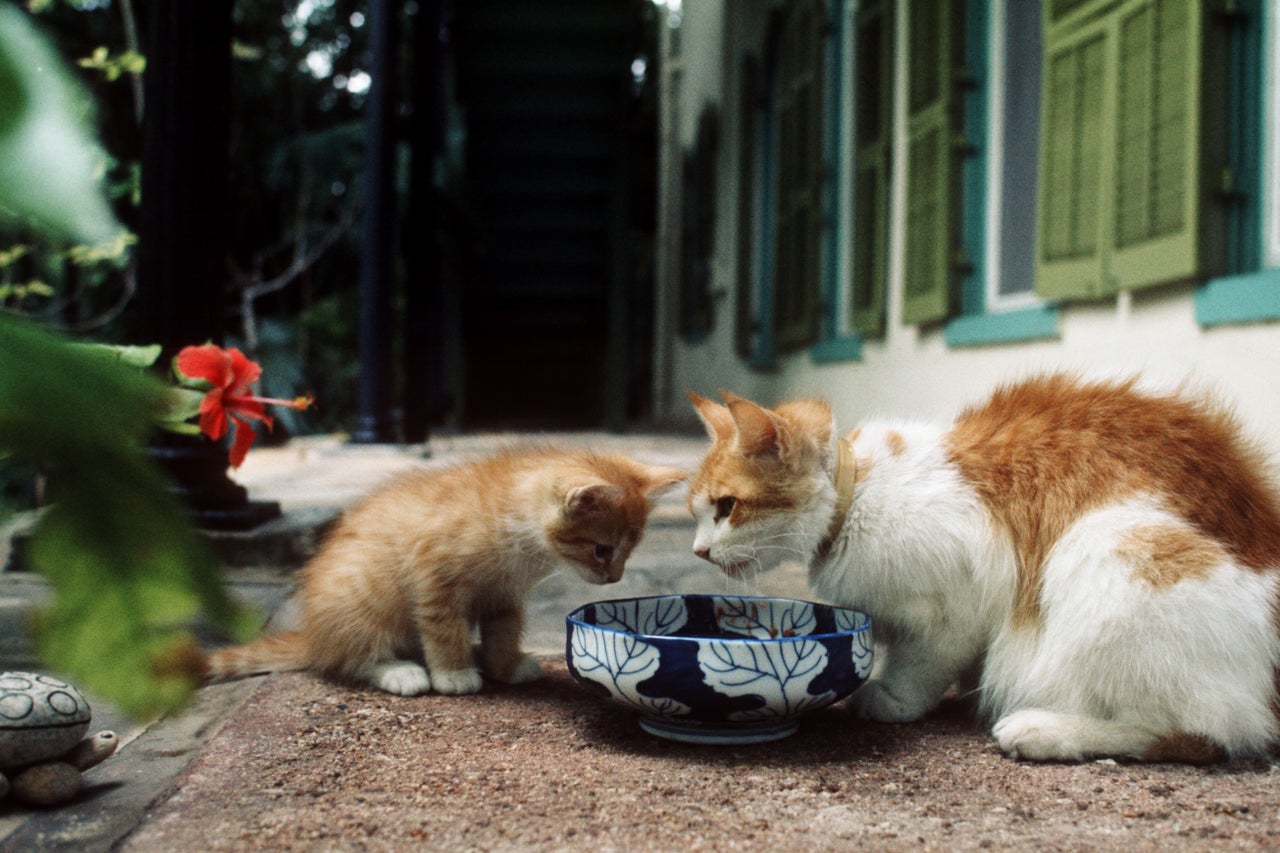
<box><xmin>679</xmin><ymin>109</ymin><xmax>718</xmax><ymax>342</ymax></box>
<box><xmin>735</xmin><ymin>58</ymin><xmax>759</xmax><ymax>359</ymax></box>
<box><xmin>946</xmin><ymin>0</ymin><xmax>1062</xmax><ymax>347</ymax></box>
<box><xmin>772</xmin><ymin>0</ymin><xmax>826</xmax><ymax>351</ymax></box>
<box><xmin>988</xmin><ymin>0</ymin><xmax>1042</xmax><ymax>309</ymax></box>
<box><xmin>1194</xmin><ymin>0</ymin><xmax>1280</xmax><ymax>327</ymax></box>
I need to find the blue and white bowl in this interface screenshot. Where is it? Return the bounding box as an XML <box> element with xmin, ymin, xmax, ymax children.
<box><xmin>566</xmin><ymin>594</ymin><xmax>873</xmax><ymax>745</ymax></box>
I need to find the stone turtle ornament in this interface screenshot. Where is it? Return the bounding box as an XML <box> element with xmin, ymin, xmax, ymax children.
<box><xmin>0</xmin><ymin>672</ymin><xmax>117</xmax><ymax>807</ymax></box>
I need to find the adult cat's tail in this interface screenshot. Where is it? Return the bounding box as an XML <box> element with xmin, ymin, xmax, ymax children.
<box><xmin>204</xmin><ymin>631</ymin><xmax>309</xmax><ymax>682</ymax></box>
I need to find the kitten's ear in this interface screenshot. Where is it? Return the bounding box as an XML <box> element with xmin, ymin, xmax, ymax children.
<box><xmin>564</xmin><ymin>483</ymin><xmax>626</xmax><ymax>518</ymax></box>
<box><xmin>687</xmin><ymin>391</ymin><xmax>734</xmax><ymax>442</ymax></box>
<box><xmin>638</xmin><ymin>464</ymin><xmax>687</xmax><ymax>497</ymax></box>
<box><xmin>726</xmin><ymin>397</ymin><xmax>782</xmax><ymax>458</ymax></box>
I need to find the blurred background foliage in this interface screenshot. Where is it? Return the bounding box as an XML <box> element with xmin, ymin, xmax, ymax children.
<box><xmin>2</xmin><ymin>0</ymin><xmax>373</xmax><ymax>442</ymax></box>
<box><xmin>1</xmin><ymin>0</ymin><xmax>262</xmax><ymax>716</ymax></box>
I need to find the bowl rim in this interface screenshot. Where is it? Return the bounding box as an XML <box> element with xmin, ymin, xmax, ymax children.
<box><xmin>565</xmin><ymin>592</ymin><xmax>871</xmax><ymax>645</ymax></box>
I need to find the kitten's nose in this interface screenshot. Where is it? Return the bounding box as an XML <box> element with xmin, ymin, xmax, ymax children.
<box><xmin>694</xmin><ymin>546</ymin><xmax>712</xmax><ymax>562</ymax></box>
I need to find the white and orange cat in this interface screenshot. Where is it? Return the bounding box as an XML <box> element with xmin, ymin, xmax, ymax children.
<box><xmin>687</xmin><ymin>375</ymin><xmax>1280</xmax><ymax>763</ymax></box>
<box><xmin>206</xmin><ymin>447</ymin><xmax>685</xmax><ymax>695</ymax></box>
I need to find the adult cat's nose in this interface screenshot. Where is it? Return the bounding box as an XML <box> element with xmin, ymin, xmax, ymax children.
<box><xmin>694</xmin><ymin>545</ymin><xmax>712</xmax><ymax>562</ymax></box>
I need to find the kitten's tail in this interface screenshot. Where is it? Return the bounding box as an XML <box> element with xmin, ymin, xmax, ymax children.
<box><xmin>203</xmin><ymin>631</ymin><xmax>309</xmax><ymax>682</ymax></box>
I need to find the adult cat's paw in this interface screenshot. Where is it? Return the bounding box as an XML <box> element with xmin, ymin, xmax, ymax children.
<box><xmin>846</xmin><ymin>680</ymin><xmax>929</xmax><ymax>723</ymax></box>
<box><xmin>993</xmin><ymin>709</ymin><xmax>1089</xmax><ymax>761</ymax></box>
<box><xmin>368</xmin><ymin>661</ymin><xmax>431</xmax><ymax>696</ymax></box>
<box><xmin>431</xmin><ymin>667</ymin><xmax>484</xmax><ymax>695</ymax></box>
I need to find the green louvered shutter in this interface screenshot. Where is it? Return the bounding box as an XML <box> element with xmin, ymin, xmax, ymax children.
<box><xmin>850</xmin><ymin>0</ymin><xmax>893</xmax><ymax>336</ymax></box>
<box><xmin>1036</xmin><ymin>18</ymin><xmax>1110</xmax><ymax>298</ymax></box>
<box><xmin>1109</xmin><ymin>0</ymin><xmax>1214</xmax><ymax>290</ymax></box>
<box><xmin>902</xmin><ymin>0</ymin><xmax>962</xmax><ymax>325</ymax></box>
<box><xmin>1036</xmin><ymin>0</ymin><xmax>1226</xmax><ymax>299</ymax></box>
<box><xmin>774</xmin><ymin>0</ymin><xmax>825</xmax><ymax>351</ymax></box>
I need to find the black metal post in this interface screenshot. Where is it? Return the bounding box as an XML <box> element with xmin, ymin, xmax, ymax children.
<box><xmin>135</xmin><ymin>0</ymin><xmax>279</xmax><ymax>529</ymax></box>
<box><xmin>402</xmin><ymin>0</ymin><xmax>448</xmax><ymax>442</ymax></box>
<box><xmin>351</xmin><ymin>0</ymin><xmax>401</xmax><ymax>443</ymax></box>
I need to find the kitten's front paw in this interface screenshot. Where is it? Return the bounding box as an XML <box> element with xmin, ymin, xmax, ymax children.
<box><xmin>847</xmin><ymin>680</ymin><xmax>929</xmax><ymax>723</ymax></box>
<box><xmin>502</xmin><ymin>655</ymin><xmax>543</xmax><ymax>685</ymax></box>
<box><xmin>431</xmin><ymin>667</ymin><xmax>484</xmax><ymax>695</ymax></box>
<box><xmin>368</xmin><ymin>661</ymin><xmax>431</xmax><ymax>696</ymax></box>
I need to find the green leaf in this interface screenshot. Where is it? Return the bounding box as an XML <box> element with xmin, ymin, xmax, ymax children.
<box><xmin>75</xmin><ymin>342</ymin><xmax>164</xmax><ymax>369</ymax></box>
<box><xmin>0</xmin><ymin>315</ymin><xmax>250</xmax><ymax>719</ymax></box>
<box><xmin>0</xmin><ymin>243</ymin><xmax>28</xmax><ymax>267</ymax></box>
<box><xmin>0</xmin><ymin>5</ymin><xmax>120</xmax><ymax>243</ymax></box>
<box><xmin>156</xmin><ymin>387</ymin><xmax>206</xmax><ymax>435</ymax></box>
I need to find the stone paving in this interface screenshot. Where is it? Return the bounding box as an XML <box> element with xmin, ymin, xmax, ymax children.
<box><xmin>8</xmin><ymin>434</ymin><xmax>1279</xmax><ymax>851</ymax></box>
<box><xmin>0</xmin><ymin>431</ymin><xmax>805</xmax><ymax>849</ymax></box>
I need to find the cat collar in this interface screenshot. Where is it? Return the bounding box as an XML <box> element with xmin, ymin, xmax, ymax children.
<box><xmin>815</xmin><ymin>436</ymin><xmax>857</xmax><ymax>560</ymax></box>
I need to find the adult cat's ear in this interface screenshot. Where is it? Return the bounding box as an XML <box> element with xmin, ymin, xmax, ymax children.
<box><xmin>687</xmin><ymin>391</ymin><xmax>734</xmax><ymax>442</ymax></box>
<box><xmin>639</xmin><ymin>465</ymin><xmax>687</xmax><ymax>497</ymax></box>
<box><xmin>725</xmin><ymin>397</ymin><xmax>783</xmax><ymax>458</ymax></box>
<box><xmin>564</xmin><ymin>483</ymin><xmax>626</xmax><ymax>517</ymax></box>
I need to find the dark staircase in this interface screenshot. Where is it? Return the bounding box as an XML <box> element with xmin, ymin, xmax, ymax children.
<box><xmin>453</xmin><ymin>0</ymin><xmax>641</xmax><ymax>429</ymax></box>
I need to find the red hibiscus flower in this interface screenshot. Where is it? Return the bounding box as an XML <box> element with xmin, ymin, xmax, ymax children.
<box><xmin>175</xmin><ymin>344</ymin><xmax>313</xmax><ymax>468</ymax></box>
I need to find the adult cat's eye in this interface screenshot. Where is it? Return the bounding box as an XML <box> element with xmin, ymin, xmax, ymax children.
<box><xmin>594</xmin><ymin>544</ymin><xmax>614</xmax><ymax>564</ymax></box>
<box><xmin>714</xmin><ymin>496</ymin><xmax>737</xmax><ymax>522</ymax></box>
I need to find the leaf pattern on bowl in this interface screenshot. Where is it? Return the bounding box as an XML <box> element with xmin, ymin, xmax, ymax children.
<box><xmin>697</xmin><ymin>636</ymin><xmax>833</xmax><ymax>721</ymax></box>
<box><xmin>594</xmin><ymin>596</ymin><xmax>688</xmax><ymax>636</ymax></box>
<box><xmin>569</xmin><ymin>625</ymin><xmax>692</xmax><ymax>718</ymax></box>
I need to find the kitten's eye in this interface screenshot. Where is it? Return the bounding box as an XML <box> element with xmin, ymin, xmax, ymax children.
<box><xmin>714</xmin><ymin>496</ymin><xmax>737</xmax><ymax>522</ymax></box>
<box><xmin>594</xmin><ymin>544</ymin><xmax>614</xmax><ymax>564</ymax></box>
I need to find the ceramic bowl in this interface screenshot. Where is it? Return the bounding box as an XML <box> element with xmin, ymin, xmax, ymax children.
<box><xmin>566</xmin><ymin>594</ymin><xmax>873</xmax><ymax>744</ymax></box>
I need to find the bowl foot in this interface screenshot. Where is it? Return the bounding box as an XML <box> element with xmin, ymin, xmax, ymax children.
<box><xmin>638</xmin><ymin>717</ymin><xmax>799</xmax><ymax>745</ymax></box>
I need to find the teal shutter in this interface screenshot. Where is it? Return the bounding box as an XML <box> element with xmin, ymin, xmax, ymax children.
<box><xmin>902</xmin><ymin>0</ymin><xmax>962</xmax><ymax>325</ymax></box>
<box><xmin>736</xmin><ymin>58</ymin><xmax>759</xmax><ymax>358</ymax></box>
<box><xmin>774</xmin><ymin>0</ymin><xmax>825</xmax><ymax>351</ymax></box>
<box><xmin>850</xmin><ymin>0</ymin><xmax>893</xmax><ymax>336</ymax></box>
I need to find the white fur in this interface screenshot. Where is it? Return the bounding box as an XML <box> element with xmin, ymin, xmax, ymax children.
<box><xmin>366</xmin><ymin>660</ymin><xmax>432</xmax><ymax>696</ymax></box>
<box><xmin>430</xmin><ymin>667</ymin><xmax>484</xmax><ymax>695</ymax></box>
<box><xmin>790</xmin><ymin>423</ymin><xmax>1279</xmax><ymax>761</ymax></box>
<box><xmin>982</xmin><ymin>498</ymin><xmax>1280</xmax><ymax>759</ymax></box>
<box><xmin>814</xmin><ymin>422</ymin><xmax>1011</xmax><ymax>724</ymax></box>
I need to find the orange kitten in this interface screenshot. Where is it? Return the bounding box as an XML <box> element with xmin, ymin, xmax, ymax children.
<box><xmin>206</xmin><ymin>447</ymin><xmax>685</xmax><ymax>695</ymax></box>
<box><xmin>688</xmin><ymin>376</ymin><xmax>1280</xmax><ymax>763</ymax></box>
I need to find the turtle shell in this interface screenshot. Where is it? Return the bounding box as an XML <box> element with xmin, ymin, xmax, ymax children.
<box><xmin>0</xmin><ymin>673</ymin><xmax>91</xmax><ymax>769</ymax></box>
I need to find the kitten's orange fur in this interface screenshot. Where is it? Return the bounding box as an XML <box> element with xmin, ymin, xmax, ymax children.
<box><xmin>205</xmin><ymin>447</ymin><xmax>684</xmax><ymax>695</ymax></box>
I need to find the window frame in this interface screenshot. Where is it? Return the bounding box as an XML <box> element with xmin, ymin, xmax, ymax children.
<box><xmin>1194</xmin><ymin>0</ymin><xmax>1279</xmax><ymax>327</ymax></box>
<box><xmin>946</xmin><ymin>0</ymin><xmax>1062</xmax><ymax>348</ymax></box>
<box><xmin>812</xmin><ymin>0</ymin><xmax>880</xmax><ymax>364</ymax></box>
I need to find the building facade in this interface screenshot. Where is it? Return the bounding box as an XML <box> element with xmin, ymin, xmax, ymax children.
<box><xmin>652</xmin><ymin>0</ymin><xmax>1280</xmax><ymax>454</ymax></box>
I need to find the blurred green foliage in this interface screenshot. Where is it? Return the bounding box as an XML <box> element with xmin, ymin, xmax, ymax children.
<box><xmin>0</xmin><ymin>2</ymin><xmax>252</xmax><ymax>718</ymax></box>
<box><xmin>6</xmin><ymin>0</ymin><xmax>369</xmax><ymax>426</ymax></box>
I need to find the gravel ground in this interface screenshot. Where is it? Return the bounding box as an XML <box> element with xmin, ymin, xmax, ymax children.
<box><xmin>120</xmin><ymin>662</ymin><xmax>1280</xmax><ymax>852</ymax></box>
